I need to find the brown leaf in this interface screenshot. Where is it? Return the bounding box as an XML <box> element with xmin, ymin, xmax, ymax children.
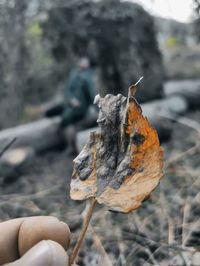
<box><xmin>70</xmin><ymin>84</ymin><xmax>163</xmax><ymax>213</ymax></box>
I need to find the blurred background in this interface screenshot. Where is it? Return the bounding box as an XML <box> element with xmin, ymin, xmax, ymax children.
<box><xmin>1</xmin><ymin>0</ymin><xmax>200</xmax><ymax>265</ymax></box>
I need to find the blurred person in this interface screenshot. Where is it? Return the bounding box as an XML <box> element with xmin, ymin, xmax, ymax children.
<box><xmin>62</xmin><ymin>56</ymin><xmax>97</xmax><ymax>155</ymax></box>
<box><xmin>0</xmin><ymin>216</ymin><xmax>71</xmax><ymax>266</ymax></box>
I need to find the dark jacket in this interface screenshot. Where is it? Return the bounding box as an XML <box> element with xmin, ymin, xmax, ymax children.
<box><xmin>62</xmin><ymin>68</ymin><xmax>96</xmax><ymax>126</ymax></box>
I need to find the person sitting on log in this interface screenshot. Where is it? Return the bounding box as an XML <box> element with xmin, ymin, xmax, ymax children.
<box><xmin>61</xmin><ymin>56</ymin><xmax>97</xmax><ymax>155</ymax></box>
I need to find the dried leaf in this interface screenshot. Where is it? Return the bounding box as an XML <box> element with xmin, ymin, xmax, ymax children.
<box><xmin>70</xmin><ymin>84</ymin><xmax>163</xmax><ymax>213</ymax></box>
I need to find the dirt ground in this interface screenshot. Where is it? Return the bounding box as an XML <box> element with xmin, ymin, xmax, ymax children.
<box><xmin>1</xmin><ymin>110</ymin><xmax>200</xmax><ymax>266</ymax></box>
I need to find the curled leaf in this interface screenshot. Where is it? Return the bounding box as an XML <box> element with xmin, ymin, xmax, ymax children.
<box><xmin>70</xmin><ymin>84</ymin><xmax>163</xmax><ymax>213</ymax></box>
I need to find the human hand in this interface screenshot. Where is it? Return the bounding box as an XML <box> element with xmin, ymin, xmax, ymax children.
<box><xmin>0</xmin><ymin>216</ymin><xmax>71</xmax><ymax>266</ymax></box>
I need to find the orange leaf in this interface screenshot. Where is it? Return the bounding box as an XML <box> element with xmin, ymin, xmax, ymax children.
<box><xmin>70</xmin><ymin>83</ymin><xmax>163</xmax><ymax>213</ymax></box>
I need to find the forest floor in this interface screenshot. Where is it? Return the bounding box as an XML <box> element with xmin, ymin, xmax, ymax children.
<box><xmin>0</xmin><ymin>108</ymin><xmax>200</xmax><ymax>266</ymax></box>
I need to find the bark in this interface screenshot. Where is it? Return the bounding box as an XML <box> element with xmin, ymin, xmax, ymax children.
<box><xmin>0</xmin><ymin>117</ymin><xmax>62</xmax><ymax>154</ymax></box>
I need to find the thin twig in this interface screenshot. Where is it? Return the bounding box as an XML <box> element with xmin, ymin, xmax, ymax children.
<box><xmin>90</xmin><ymin>225</ymin><xmax>113</xmax><ymax>266</ymax></box>
<box><xmin>144</xmin><ymin>247</ymin><xmax>160</xmax><ymax>266</ymax></box>
<box><xmin>134</xmin><ymin>76</ymin><xmax>144</xmax><ymax>86</ymax></box>
<box><xmin>182</xmin><ymin>199</ymin><xmax>191</xmax><ymax>247</ymax></box>
<box><xmin>165</xmin><ymin>142</ymin><xmax>200</xmax><ymax>169</ymax></box>
<box><xmin>0</xmin><ymin>138</ymin><xmax>17</xmax><ymax>158</ymax></box>
<box><xmin>0</xmin><ymin>184</ymin><xmax>62</xmax><ymax>206</ymax></box>
<box><xmin>160</xmin><ymin>113</ymin><xmax>200</xmax><ymax>133</ymax></box>
<box><xmin>69</xmin><ymin>197</ymin><xmax>97</xmax><ymax>265</ymax></box>
<box><xmin>168</xmin><ymin>218</ymin><xmax>175</xmax><ymax>245</ymax></box>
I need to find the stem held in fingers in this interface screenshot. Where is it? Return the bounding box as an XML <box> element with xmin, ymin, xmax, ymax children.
<box><xmin>69</xmin><ymin>197</ymin><xmax>97</xmax><ymax>265</ymax></box>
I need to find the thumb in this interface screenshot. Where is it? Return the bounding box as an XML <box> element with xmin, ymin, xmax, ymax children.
<box><xmin>4</xmin><ymin>240</ymin><xmax>69</xmax><ymax>266</ymax></box>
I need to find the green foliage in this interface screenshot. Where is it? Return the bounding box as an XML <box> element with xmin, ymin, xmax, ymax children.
<box><xmin>166</xmin><ymin>37</ymin><xmax>179</xmax><ymax>48</ymax></box>
<box><xmin>27</xmin><ymin>23</ymin><xmax>43</xmax><ymax>38</ymax></box>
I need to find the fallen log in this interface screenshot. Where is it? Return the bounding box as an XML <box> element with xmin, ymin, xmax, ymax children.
<box><xmin>0</xmin><ymin>117</ymin><xmax>63</xmax><ymax>153</ymax></box>
<box><xmin>142</xmin><ymin>95</ymin><xmax>187</xmax><ymax>119</ymax></box>
<box><xmin>26</xmin><ymin>79</ymin><xmax>200</xmax><ymax>120</ymax></box>
<box><xmin>164</xmin><ymin>79</ymin><xmax>200</xmax><ymax>108</ymax></box>
<box><xmin>25</xmin><ymin>95</ymin><xmax>63</xmax><ymax>118</ymax></box>
<box><xmin>77</xmin><ymin>95</ymin><xmax>188</xmax><ymax>151</ymax></box>
<box><xmin>0</xmin><ymin>147</ymin><xmax>34</xmax><ymax>183</ymax></box>
<box><xmin>77</xmin><ymin>123</ymin><xmax>170</xmax><ymax>153</ymax></box>
<box><xmin>0</xmin><ymin>95</ymin><xmax>189</xmax><ymax>155</ymax></box>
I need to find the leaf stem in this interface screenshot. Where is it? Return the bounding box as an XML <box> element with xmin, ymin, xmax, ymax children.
<box><xmin>69</xmin><ymin>197</ymin><xmax>97</xmax><ymax>265</ymax></box>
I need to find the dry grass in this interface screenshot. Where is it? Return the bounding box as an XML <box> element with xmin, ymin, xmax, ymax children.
<box><xmin>1</xmin><ymin>111</ymin><xmax>200</xmax><ymax>265</ymax></box>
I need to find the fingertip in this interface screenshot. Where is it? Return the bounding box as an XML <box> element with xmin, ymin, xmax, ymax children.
<box><xmin>0</xmin><ymin>218</ymin><xmax>25</xmax><ymax>264</ymax></box>
<box><xmin>6</xmin><ymin>240</ymin><xmax>69</xmax><ymax>266</ymax></box>
<box><xmin>18</xmin><ymin>216</ymin><xmax>71</xmax><ymax>256</ymax></box>
<box><xmin>60</xmin><ymin>221</ymin><xmax>71</xmax><ymax>246</ymax></box>
<box><xmin>46</xmin><ymin>240</ymin><xmax>69</xmax><ymax>266</ymax></box>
